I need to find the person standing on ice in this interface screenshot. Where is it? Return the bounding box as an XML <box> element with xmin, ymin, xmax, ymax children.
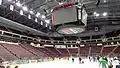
<box><xmin>72</xmin><ymin>58</ymin><xmax>74</xmax><ymax>63</ymax></box>
<box><xmin>99</xmin><ymin>58</ymin><xmax>108</xmax><ymax>68</ymax></box>
<box><xmin>79</xmin><ymin>57</ymin><xmax>82</xmax><ymax>64</ymax></box>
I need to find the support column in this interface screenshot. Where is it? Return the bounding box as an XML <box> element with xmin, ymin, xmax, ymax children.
<box><xmin>43</xmin><ymin>47</ymin><xmax>57</xmax><ymax>57</ymax></box>
<box><xmin>54</xmin><ymin>46</ymin><xmax>63</xmax><ymax>56</ymax></box>
<box><xmin>100</xmin><ymin>45</ymin><xmax>104</xmax><ymax>56</ymax></box>
<box><xmin>66</xmin><ymin>46</ymin><xmax>72</xmax><ymax>57</ymax></box>
<box><xmin>107</xmin><ymin>45</ymin><xmax>119</xmax><ymax>56</ymax></box>
<box><xmin>88</xmin><ymin>47</ymin><xmax>92</xmax><ymax>56</ymax></box>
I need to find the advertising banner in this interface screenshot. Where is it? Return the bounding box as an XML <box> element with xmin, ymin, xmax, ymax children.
<box><xmin>10</xmin><ymin>60</ymin><xmax>29</xmax><ymax>65</ymax></box>
<box><xmin>37</xmin><ymin>59</ymin><xmax>43</xmax><ymax>63</ymax></box>
<box><xmin>29</xmin><ymin>60</ymin><xmax>37</xmax><ymax>63</ymax></box>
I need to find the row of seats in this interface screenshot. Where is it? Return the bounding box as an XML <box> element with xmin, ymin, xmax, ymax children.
<box><xmin>0</xmin><ymin>43</ymin><xmax>119</xmax><ymax>61</ymax></box>
<box><xmin>0</xmin><ymin>43</ymin><xmax>55</xmax><ymax>61</ymax></box>
<box><xmin>50</xmin><ymin>46</ymin><xmax>119</xmax><ymax>57</ymax></box>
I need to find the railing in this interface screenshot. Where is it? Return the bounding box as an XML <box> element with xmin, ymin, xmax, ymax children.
<box><xmin>0</xmin><ymin>28</ymin><xmax>120</xmax><ymax>46</ymax></box>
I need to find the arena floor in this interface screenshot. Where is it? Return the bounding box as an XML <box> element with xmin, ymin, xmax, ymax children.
<box><xmin>10</xmin><ymin>58</ymin><xmax>118</xmax><ymax>68</ymax></box>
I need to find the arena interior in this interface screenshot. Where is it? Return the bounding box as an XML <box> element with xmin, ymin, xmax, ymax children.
<box><xmin>0</xmin><ymin>0</ymin><xmax>120</xmax><ymax>68</ymax></box>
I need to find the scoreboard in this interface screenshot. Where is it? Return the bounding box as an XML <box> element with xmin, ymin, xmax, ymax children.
<box><xmin>52</xmin><ymin>6</ymin><xmax>88</xmax><ymax>26</ymax></box>
<box><xmin>52</xmin><ymin>6</ymin><xmax>78</xmax><ymax>25</ymax></box>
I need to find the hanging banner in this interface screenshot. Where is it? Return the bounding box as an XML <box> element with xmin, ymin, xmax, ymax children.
<box><xmin>0</xmin><ymin>0</ymin><xmax>2</xmax><ymax>5</ymax></box>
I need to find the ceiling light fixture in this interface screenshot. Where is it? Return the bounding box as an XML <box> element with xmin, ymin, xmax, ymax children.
<box><xmin>36</xmin><ymin>12</ymin><xmax>40</xmax><ymax>17</ymax></box>
<box><xmin>41</xmin><ymin>21</ymin><xmax>43</xmax><ymax>25</ymax></box>
<box><xmin>96</xmin><ymin>13</ymin><xmax>100</xmax><ymax>17</ymax></box>
<box><xmin>111</xmin><ymin>42</ymin><xmax>114</xmax><ymax>45</ymax></box>
<box><xmin>104</xmin><ymin>0</ymin><xmax>107</xmax><ymax>3</ymax></box>
<box><xmin>103</xmin><ymin>12</ymin><xmax>107</xmax><ymax>16</ymax></box>
<box><xmin>45</xmin><ymin>20</ymin><xmax>50</xmax><ymax>24</ymax></box>
<box><xmin>28</xmin><ymin>14</ymin><xmax>31</xmax><ymax>19</ymax></box>
<box><xmin>41</xmin><ymin>15</ymin><xmax>46</xmax><ymax>19</ymax></box>
<box><xmin>10</xmin><ymin>5</ymin><xmax>14</xmax><ymax>11</ymax></box>
<box><xmin>35</xmin><ymin>18</ymin><xmax>38</xmax><ymax>22</ymax></box>
<box><xmin>22</xmin><ymin>6</ymin><xmax>28</xmax><ymax>11</ymax></box>
<box><xmin>30</xmin><ymin>10</ymin><xmax>34</xmax><ymax>14</ymax></box>
<box><xmin>49</xmin><ymin>26</ymin><xmax>51</xmax><ymax>29</ymax></box>
<box><xmin>94</xmin><ymin>12</ymin><xmax>97</xmax><ymax>15</ymax></box>
<box><xmin>117</xmin><ymin>42</ymin><xmax>120</xmax><ymax>45</ymax></box>
<box><xmin>45</xmin><ymin>24</ymin><xmax>47</xmax><ymax>27</ymax></box>
<box><xmin>51</xmin><ymin>9</ymin><xmax>53</xmax><ymax>12</ymax></box>
<box><xmin>20</xmin><ymin>10</ymin><xmax>23</xmax><ymax>15</ymax></box>
<box><xmin>16</xmin><ymin>1</ymin><xmax>21</xmax><ymax>7</ymax></box>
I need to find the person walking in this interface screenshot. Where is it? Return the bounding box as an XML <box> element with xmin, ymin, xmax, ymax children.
<box><xmin>15</xmin><ymin>66</ymin><xmax>19</xmax><ymax>68</ymax></box>
<box><xmin>99</xmin><ymin>58</ymin><xmax>108</xmax><ymax>68</ymax></box>
<box><xmin>108</xmin><ymin>60</ymin><xmax>113</xmax><ymax>68</ymax></box>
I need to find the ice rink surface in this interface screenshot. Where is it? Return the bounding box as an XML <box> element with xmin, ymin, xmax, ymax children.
<box><xmin>10</xmin><ymin>58</ymin><xmax>117</xmax><ymax>68</ymax></box>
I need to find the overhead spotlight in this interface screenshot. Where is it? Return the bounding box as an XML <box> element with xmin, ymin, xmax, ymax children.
<box><xmin>49</xmin><ymin>26</ymin><xmax>51</xmax><ymax>29</ymax></box>
<box><xmin>103</xmin><ymin>12</ymin><xmax>107</xmax><ymax>16</ymax></box>
<box><xmin>45</xmin><ymin>20</ymin><xmax>50</xmax><ymax>24</ymax></box>
<box><xmin>96</xmin><ymin>13</ymin><xmax>100</xmax><ymax>17</ymax></box>
<box><xmin>41</xmin><ymin>15</ymin><xmax>46</xmax><ymax>19</ymax></box>
<box><xmin>28</xmin><ymin>14</ymin><xmax>31</xmax><ymax>19</ymax></box>
<box><xmin>16</xmin><ymin>1</ymin><xmax>21</xmax><ymax>7</ymax></box>
<box><xmin>10</xmin><ymin>5</ymin><xmax>14</xmax><ymax>11</ymax></box>
<box><xmin>30</xmin><ymin>10</ymin><xmax>34</xmax><ymax>14</ymax></box>
<box><xmin>36</xmin><ymin>12</ymin><xmax>40</xmax><ymax>17</ymax></box>
<box><xmin>117</xmin><ymin>42</ymin><xmax>120</xmax><ymax>45</ymax></box>
<box><xmin>94</xmin><ymin>12</ymin><xmax>97</xmax><ymax>15</ymax></box>
<box><xmin>41</xmin><ymin>21</ymin><xmax>43</xmax><ymax>25</ymax></box>
<box><xmin>22</xmin><ymin>6</ymin><xmax>28</xmax><ymax>11</ymax></box>
<box><xmin>104</xmin><ymin>0</ymin><xmax>107</xmax><ymax>3</ymax></box>
<box><xmin>20</xmin><ymin>10</ymin><xmax>23</xmax><ymax>15</ymax></box>
<box><xmin>111</xmin><ymin>42</ymin><xmax>114</xmax><ymax>45</ymax></box>
<box><xmin>51</xmin><ymin>9</ymin><xmax>53</xmax><ymax>12</ymax></box>
<box><xmin>35</xmin><ymin>18</ymin><xmax>38</xmax><ymax>22</ymax></box>
<box><xmin>46</xmin><ymin>10</ymin><xmax>49</xmax><ymax>13</ymax></box>
<box><xmin>45</xmin><ymin>24</ymin><xmax>47</xmax><ymax>27</ymax></box>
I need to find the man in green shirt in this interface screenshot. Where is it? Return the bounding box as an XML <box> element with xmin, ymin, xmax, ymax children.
<box><xmin>99</xmin><ymin>58</ymin><xmax>108</xmax><ymax>68</ymax></box>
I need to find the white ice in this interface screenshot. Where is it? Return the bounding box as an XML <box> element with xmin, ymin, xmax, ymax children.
<box><xmin>10</xmin><ymin>58</ymin><xmax>116</xmax><ymax>68</ymax></box>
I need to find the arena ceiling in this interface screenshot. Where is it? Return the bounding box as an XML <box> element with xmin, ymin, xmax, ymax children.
<box><xmin>0</xmin><ymin>0</ymin><xmax>120</xmax><ymax>41</ymax></box>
